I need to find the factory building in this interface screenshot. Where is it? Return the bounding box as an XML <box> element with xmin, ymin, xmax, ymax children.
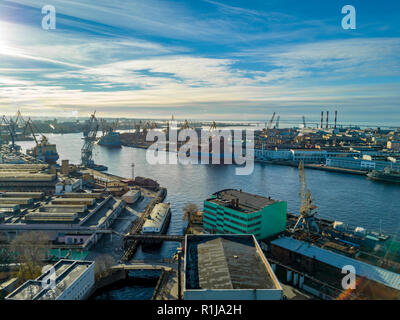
<box><xmin>387</xmin><ymin>140</ymin><xmax>400</xmax><ymax>151</ymax></box>
<box><xmin>6</xmin><ymin>260</ymin><xmax>95</xmax><ymax>300</ymax></box>
<box><xmin>0</xmin><ymin>164</ymin><xmax>56</xmax><ymax>192</ymax></box>
<box><xmin>0</xmin><ymin>193</ymin><xmax>125</xmax><ymax>249</ymax></box>
<box><xmin>270</xmin><ymin>237</ymin><xmax>400</xmax><ymax>300</ymax></box>
<box><xmin>326</xmin><ymin>157</ymin><xmax>400</xmax><ymax>171</ymax></box>
<box><xmin>203</xmin><ymin>189</ymin><xmax>286</xmax><ymax>240</ymax></box>
<box><xmin>184</xmin><ymin>234</ymin><xmax>283</xmax><ymax>300</ymax></box>
<box><xmin>255</xmin><ymin>149</ymin><xmax>359</xmax><ymax>163</ymax></box>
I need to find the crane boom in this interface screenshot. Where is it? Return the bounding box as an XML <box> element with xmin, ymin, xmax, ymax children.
<box><xmin>81</xmin><ymin>112</ymin><xmax>99</xmax><ymax>167</ymax></box>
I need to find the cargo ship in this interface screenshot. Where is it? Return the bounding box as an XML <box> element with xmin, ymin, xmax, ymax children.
<box><xmin>367</xmin><ymin>168</ymin><xmax>400</xmax><ymax>184</ymax></box>
<box><xmin>98</xmin><ymin>130</ymin><xmax>122</xmax><ymax>148</ymax></box>
<box><xmin>27</xmin><ymin>136</ymin><xmax>59</xmax><ymax>164</ymax></box>
<box><xmin>141</xmin><ymin>202</ymin><xmax>171</xmax><ymax>251</ymax></box>
<box><xmin>287</xmin><ymin>212</ymin><xmax>391</xmax><ymax>252</ymax></box>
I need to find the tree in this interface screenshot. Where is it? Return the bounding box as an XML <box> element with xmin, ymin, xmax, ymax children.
<box><xmin>182</xmin><ymin>203</ymin><xmax>199</xmax><ymax>234</ymax></box>
<box><xmin>0</xmin><ymin>248</ymin><xmax>14</xmax><ymax>273</ymax></box>
<box><xmin>94</xmin><ymin>254</ymin><xmax>115</xmax><ymax>280</ymax></box>
<box><xmin>10</xmin><ymin>231</ymin><xmax>51</xmax><ymax>281</ymax></box>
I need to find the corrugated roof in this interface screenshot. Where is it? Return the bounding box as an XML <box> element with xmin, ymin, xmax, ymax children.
<box><xmin>271</xmin><ymin>237</ymin><xmax>400</xmax><ymax>291</ymax></box>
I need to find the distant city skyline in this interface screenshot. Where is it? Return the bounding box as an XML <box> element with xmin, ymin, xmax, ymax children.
<box><xmin>0</xmin><ymin>0</ymin><xmax>399</xmax><ymax>124</ymax></box>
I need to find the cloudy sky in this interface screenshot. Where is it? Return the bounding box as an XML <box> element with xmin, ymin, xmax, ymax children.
<box><xmin>0</xmin><ymin>0</ymin><xmax>399</xmax><ymax>125</ymax></box>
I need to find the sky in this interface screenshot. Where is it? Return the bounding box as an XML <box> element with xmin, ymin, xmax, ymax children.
<box><xmin>0</xmin><ymin>0</ymin><xmax>400</xmax><ymax>125</ymax></box>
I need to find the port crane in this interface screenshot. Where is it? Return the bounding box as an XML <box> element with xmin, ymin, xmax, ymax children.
<box><xmin>267</xmin><ymin>112</ymin><xmax>276</xmax><ymax>130</ymax></box>
<box><xmin>1</xmin><ymin>111</ymin><xmax>22</xmax><ymax>151</ymax></box>
<box><xmin>81</xmin><ymin>112</ymin><xmax>99</xmax><ymax>167</ymax></box>
<box><xmin>292</xmin><ymin>161</ymin><xmax>320</xmax><ymax>234</ymax></box>
<box><xmin>275</xmin><ymin>116</ymin><xmax>280</xmax><ymax>129</ymax></box>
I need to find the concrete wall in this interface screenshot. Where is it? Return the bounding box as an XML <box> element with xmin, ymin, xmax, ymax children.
<box><xmin>184</xmin><ymin>288</ymin><xmax>282</xmax><ymax>300</ymax></box>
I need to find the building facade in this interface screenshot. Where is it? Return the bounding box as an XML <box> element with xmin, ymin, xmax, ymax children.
<box><xmin>203</xmin><ymin>189</ymin><xmax>287</xmax><ymax>240</ymax></box>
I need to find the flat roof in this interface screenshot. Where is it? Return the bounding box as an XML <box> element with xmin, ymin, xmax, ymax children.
<box><xmin>207</xmin><ymin>189</ymin><xmax>278</xmax><ymax>213</ymax></box>
<box><xmin>271</xmin><ymin>237</ymin><xmax>400</xmax><ymax>292</ymax></box>
<box><xmin>185</xmin><ymin>234</ymin><xmax>280</xmax><ymax>290</ymax></box>
<box><xmin>6</xmin><ymin>260</ymin><xmax>93</xmax><ymax>300</ymax></box>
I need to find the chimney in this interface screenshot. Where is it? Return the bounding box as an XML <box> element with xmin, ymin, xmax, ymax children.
<box><xmin>61</xmin><ymin>159</ymin><xmax>69</xmax><ymax>175</ymax></box>
<box><xmin>320</xmin><ymin>111</ymin><xmax>324</xmax><ymax>129</ymax></box>
<box><xmin>326</xmin><ymin>111</ymin><xmax>329</xmax><ymax>129</ymax></box>
<box><xmin>334</xmin><ymin>110</ymin><xmax>337</xmax><ymax>129</ymax></box>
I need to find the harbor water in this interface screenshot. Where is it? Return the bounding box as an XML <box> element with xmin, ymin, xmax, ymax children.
<box><xmin>18</xmin><ymin>133</ymin><xmax>400</xmax><ymax>258</ymax></box>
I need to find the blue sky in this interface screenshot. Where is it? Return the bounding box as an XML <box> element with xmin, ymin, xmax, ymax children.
<box><xmin>0</xmin><ymin>0</ymin><xmax>399</xmax><ymax>124</ymax></box>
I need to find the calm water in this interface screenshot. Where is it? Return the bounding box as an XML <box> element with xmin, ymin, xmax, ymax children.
<box><xmin>18</xmin><ymin>133</ymin><xmax>400</xmax><ymax>258</ymax></box>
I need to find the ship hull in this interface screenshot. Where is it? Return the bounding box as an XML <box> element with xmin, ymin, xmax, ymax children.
<box><xmin>98</xmin><ymin>132</ymin><xmax>122</xmax><ymax>148</ymax></box>
<box><xmin>367</xmin><ymin>172</ymin><xmax>400</xmax><ymax>184</ymax></box>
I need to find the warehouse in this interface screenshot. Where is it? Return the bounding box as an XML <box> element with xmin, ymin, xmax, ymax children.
<box><xmin>270</xmin><ymin>237</ymin><xmax>400</xmax><ymax>299</ymax></box>
<box><xmin>184</xmin><ymin>234</ymin><xmax>282</xmax><ymax>300</ymax></box>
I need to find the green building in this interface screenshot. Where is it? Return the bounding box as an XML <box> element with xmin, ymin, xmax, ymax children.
<box><xmin>203</xmin><ymin>189</ymin><xmax>287</xmax><ymax>240</ymax></box>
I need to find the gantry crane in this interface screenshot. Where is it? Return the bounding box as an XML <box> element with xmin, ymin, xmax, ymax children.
<box><xmin>292</xmin><ymin>161</ymin><xmax>320</xmax><ymax>234</ymax></box>
<box><xmin>81</xmin><ymin>112</ymin><xmax>99</xmax><ymax>167</ymax></box>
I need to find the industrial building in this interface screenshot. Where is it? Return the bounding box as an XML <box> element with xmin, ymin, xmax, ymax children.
<box><xmin>5</xmin><ymin>260</ymin><xmax>95</xmax><ymax>300</ymax></box>
<box><xmin>203</xmin><ymin>189</ymin><xmax>286</xmax><ymax>240</ymax></box>
<box><xmin>0</xmin><ymin>192</ymin><xmax>125</xmax><ymax>249</ymax></box>
<box><xmin>270</xmin><ymin>237</ymin><xmax>400</xmax><ymax>299</ymax></box>
<box><xmin>184</xmin><ymin>234</ymin><xmax>283</xmax><ymax>300</ymax></box>
<box><xmin>326</xmin><ymin>157</ymin><xmax>400</xmax><ymax>172</ymax></box>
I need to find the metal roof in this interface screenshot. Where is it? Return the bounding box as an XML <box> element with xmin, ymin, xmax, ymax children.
<box><xmin>208</xmin><ymin>189</ymin><xmax>278</xmax><ymax>213</ymax></box>
<box><xmin>271</xmin><ymin>237</ymin><xmax>400</xmax><ymax>291</ymax></box>
<box><xmin>185</xmin><ymin>234</ymin><xmax>279</xmax><ymax>290</ymax></box>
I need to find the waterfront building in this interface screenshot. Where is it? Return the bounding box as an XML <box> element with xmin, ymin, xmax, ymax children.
<box><xmin>326</xmin><ymin>157</ymin><xmax>400</xmax><ymax>171</ymax></box>
<box><xmin>184</xmin><ymin>234</ymin><xmax>283</xmax><ymax>300</ymax></box>
<box><xmin>0</xmin><ymin>193</ymin><xmax>125</xmax><ymax>249</ymax></box>
<box><xmin>270</xmin><ymin>237</ymin><xmax>400</xmax><ymax>299</ymax></box>
<box><xmin>203</xmin><ymin>189</ymin><xmax>286</xmax><ymax>240</ymax></box>
<box><xmin>6</xmin><ymin>260</ymin><xmax>95</xmax><ymax>300</ymax></box>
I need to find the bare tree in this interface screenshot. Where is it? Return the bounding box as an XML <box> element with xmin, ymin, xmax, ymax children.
<box><xmin>182</xmin><ymin>203</ymin><xmax>199</xmax><ymax>234</ymax></box>
<box><xmin>10</xmin><ymin>231</ymin><xmax>51</xmax><ymax>281</ymax></box>
<box><xmin>0</xmin><ymin>248</ymin><xmax>14</xmax><ymax>273</ymax></box>
<box><xmin>94</xmin><ymin>254</ymin><xmax>115</xmax><ymax>280</ymax></box>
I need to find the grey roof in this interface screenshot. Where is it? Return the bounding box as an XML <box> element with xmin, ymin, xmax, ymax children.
<box><xmin>271</xmin><ymin>237</ymin><xmax>400</xmax><ymax>291</ymax></box>
<box><xmin>6</xmin><ymin>260</ymin><xmax>93</xmax><ymax>300</ymax></box>
<box><xmin>185</xmin><ymin>234</ymin><xmax>279</xmax><ymax>290</ymax></box>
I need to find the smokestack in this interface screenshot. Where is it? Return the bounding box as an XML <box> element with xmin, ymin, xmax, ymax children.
<box><xmin>326</xmin><ymin>111</ymin><xmax>329</xmax><ymax>129</ymax></box>
<box><xmin>334</xmin><ymin>110</ymin><xmax>337</xmax><ymax>129</ymax></box>
<box><xmin>320</xmin><ymin>111</ymin><xmax>324</xmax><ymax>129</ymax></box>
<box><xmin>61</xmin><ymin>159</ymin><xmax>69</xmax><ymax>175</ymax></box>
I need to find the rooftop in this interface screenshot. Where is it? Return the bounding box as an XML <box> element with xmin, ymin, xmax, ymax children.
<box><xmin>6</xmin><ymin>260</ymin><xmax>94</xmax><ymax>300</ymax></box>
<box><xmin>185</xmin><ymin>234</ymin><xmax>280</xmax><ymax>290</ymax></box>
<box><xmin>207</xmin><ymin>189</ymin><xmax>278</xmax><ymax>213</ymax></box>
<box><xmin>271</xmin><ymin>237</ymin><xmax>400</xmax><ymax>292</ymax></box>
